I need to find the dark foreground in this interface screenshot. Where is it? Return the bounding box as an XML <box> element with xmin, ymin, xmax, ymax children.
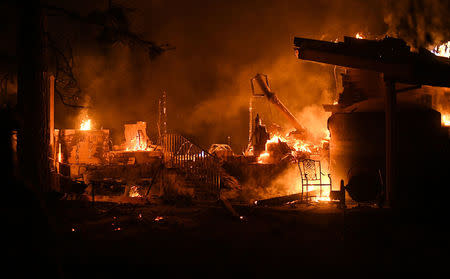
<box><xmin>4</xmin><ymin>185</ymin><xmax>449</xmax><ymax>278</ymax></box>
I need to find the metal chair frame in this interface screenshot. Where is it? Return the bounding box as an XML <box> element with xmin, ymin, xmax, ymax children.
<box><xmin>298</xmin><ymin>159</ymin><xmax>332</xmax><ymax>201</ymax></box>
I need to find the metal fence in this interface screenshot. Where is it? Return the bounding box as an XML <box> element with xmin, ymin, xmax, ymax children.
<box><xmin>160</xmin><ymin>133</ymin><xmax>221</xmax><ymax>198</ymax></box>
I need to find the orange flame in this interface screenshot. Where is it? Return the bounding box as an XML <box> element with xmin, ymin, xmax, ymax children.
<box><xmin>355</xmin><ymin>33</ymin><xmax>365</xmax><ymax>39</ymax></box>
<box><xmin>255</xmin><ymin>131</ymin><xmax>332</xmax><ymax>202</ymax></box>
<box><xmin>126</xmin><ymin>134</ymin><xmax>149</xmax><ymax>151</ymax></box>
<box><xmin>431</xmin><ymin>41</ymin><xmax>450</xmax><ymax>58</ymax></box>
<box><xmin>58</xmin><ymin>143</ymin><xmax>62</xmax><ymax>163</ymax></box>
<box><xmin>80</xmin><ymin>119</ymin><xmax>91</xmax><ymax>130</ymax></box>
<box><xmin>442</xmin><ymin>114</ymin><xmax>450</xmax><ymax>127</ymax></box>
<box><xmin>129</xmin><ymin>185</ymin><xmax>142</xmax><ymax>197</ymax></box>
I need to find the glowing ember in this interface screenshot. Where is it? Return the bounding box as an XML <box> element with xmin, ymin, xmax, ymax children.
<box><xmin>80</xmin><ymin>119</ymin><xmax>91</xmax><ymax>130</ymax></box>
<box><xmin>302</xmin><ymin>183</ymin><xmax>331</xmax><ymax>202</ymax></box>
<box><xmin>112</xmin><ymin>216</ymin><xmax>121</xmax><ymax>231</ymax></box>
<box><xmin>355</xmin><ymin>33</ymin><xmax>365</xmax><ymax>39</ymax></box>
<box><xmin>129</xmin><ymin>185</ymin><xmax>142</xmax><ymax>197</ymax></box>
<box><xmin>431</xmin><ymin>41</ymin><xmax>450</xmax><ymax>58</ymax></box>
<box><xmin>154</xmin><ymin>216</ymin><xmax>164</xmax><ymax>222</ymax></box>
<box><xmin>442</xmin><ymin>114</ymin><xmax>450</xmax><ymax>127</ymax></box>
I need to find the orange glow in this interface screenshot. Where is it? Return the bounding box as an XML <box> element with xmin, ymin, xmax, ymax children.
<box><xmin>431</xmin><ymin>41</ymin><xmax>450</xmax><ymax>58</ymax></box>
<box><xmin>355</xmin><ymin>33</ymin><xmax>364</xmax><ymax>39</ymax></box>
<box><xmin>80</xmin><ymin>119</ymin><xmax>91</xmax><ymax>130</ymax></box>
<box><xmin>442</xmin><ymin>114</ymin><xmax>450</xmax><ymax>126</ymax></box>
<box><xmin>255</xmin><ymin>130</ymin><xmax>332</xmax><ymax>202</ymax></box>
<box><xmin>58</xmin><ymin>143</ymin><xmax>62</xmax><ymax>163</ymax></box>
<box><xmin>256</xmin><ymin>132</ymin><xmax>331</xmax><ymax>163</ymax></box>
<box><xmin>126</xmin><ymin>134</ymin><xmax>149</xmax><ymax>151</ymax></box>
<box><xmin>129</xmin><ymin>185</ymin><xmax>142</xmax><ymax>197</ymax></box>
<box><xmin>302</xmin><ymin>185</ymin><xmax>331</xmax><ymax>202</ymax></box>
<box><xmin>257</xmin><ymin>151</ymin><xmax>270</xmax><ymax>163</ymax></box>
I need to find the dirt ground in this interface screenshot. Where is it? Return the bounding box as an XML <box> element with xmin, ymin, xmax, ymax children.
<box><xmin>4</xmin><ymin>184</ymin><xmax>449</xmax><ymax>278</ymax></box>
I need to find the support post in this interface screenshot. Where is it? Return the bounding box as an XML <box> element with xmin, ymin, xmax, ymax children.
<box><xmin>249</xmin><ymin>97</ymin><xmax>253</xmax><ymax>143</ymax></box>
<box><xmin>49</xmin><ymin>75</ymin><xmax>55</xmax><ymax>167</ymax></box>
<box><xmin>384</xmin><ymin>79</ymin><xmax>396</xmax><ymax>207</ymax></box>
<box><xmin>339</xmin><ymin>179</ymin><xmax>346</xmax><ymax>209</ymax></box>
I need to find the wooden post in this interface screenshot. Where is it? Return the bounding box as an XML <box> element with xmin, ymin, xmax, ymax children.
<box><xmin>339</xmin><ymin>179</ymin><xmax>346</xmax><ymax>209</ymax></box>
<box><xmin>384</xmin><ymin>79</ymin><xmax>396</xmax><ymax>207</ymax></box>
<box><xmin>49</xmin><ymin>75</ymin><xmax>55</xmax><ymax>167</ymax></box>
<box><xmin>17</xmin><ymin>2</ymin><xmax>50</xmax><ymax>192</ymax></box>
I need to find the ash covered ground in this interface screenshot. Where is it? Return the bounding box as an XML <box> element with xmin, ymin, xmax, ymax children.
<box><xmin>4</xmin><ymin>185</ymin><xmax>448</xmax><ymax>277</ymax></box>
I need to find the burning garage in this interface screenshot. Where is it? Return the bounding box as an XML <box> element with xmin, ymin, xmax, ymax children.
<box><xmin>2</xmin><ymin>0</ymin><xmax>450</xmax><ymax>276</ymax></box>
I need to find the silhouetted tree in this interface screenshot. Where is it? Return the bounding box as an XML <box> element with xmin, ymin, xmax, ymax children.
<box><xmin>15</xmin><ymin>1</ymin><xmax>172</xmax><ymax>192</ymax></box>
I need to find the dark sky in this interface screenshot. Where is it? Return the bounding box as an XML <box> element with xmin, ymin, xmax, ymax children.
<box><xmin>3</xmin><ymin>0</ymin><xmax>390</xmax><ymax>151</ymax></box>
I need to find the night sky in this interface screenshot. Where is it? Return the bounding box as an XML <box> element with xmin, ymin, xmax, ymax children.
<box><xmin>2</xmin><ymin>0</ymin><xmax>448</xmax><ymax>151</ymax></box>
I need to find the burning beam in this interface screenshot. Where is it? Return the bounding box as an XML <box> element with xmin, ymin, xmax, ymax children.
<box><xmin>252</xmin><ymin>73</ymin><xmax>307</xmax><ymax>135</ymax></box>
<box><xmin>254</xmin><ymin>193</ymin><xmax>302</xmax><ymax>207</ymax></box>
<box><xmin>294</xmin><ymin>36</ymin><xmax>450</xmax><ymax>87</ymax></box>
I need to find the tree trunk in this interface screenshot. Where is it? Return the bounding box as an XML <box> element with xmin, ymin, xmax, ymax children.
<box><xmin>17</xmin><ymin>2</ymin><xmax>50</xmax><ymax>192</ymax></box>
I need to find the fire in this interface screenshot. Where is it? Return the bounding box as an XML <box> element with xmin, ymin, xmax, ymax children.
<box><xmin>293</xmin><ymin>140</ymin><xmax>312</xmax><ymax>153</ymax></box>
<box><xmin>257</xmin><ymin>151</ymin><xmax>270</xmax><ymax>163</ymax></box>
<box><xmin>355</xmin><ymin>33</ymin><xmax>365</xmax><ymax>39</ymax></box>
<box><xmin>302</xmin><ymin>185</ymin><xmax>331</xmax><ymax>202</ymax></box>
<box><xmin>80</xmin><ymin>119</ymin><xmax>91</xmax><ymax>130</ymax></box>
<box><xmin>129</xmin><ymin>185</ymin><xmax>142</xmax><ymax>197</ymax></box>
<box><xmin>256</xmin><ymin>132</ymin><xmax>329</xmax><ymax>163</ymax></box>
<box><xmin>58</xmin><ymin>143</ymin><xmax>62</xmax><ymax>163</ymax></box>
<box><xmin>442</xmin><ymin>114</ymin><xmax>450</xmax><ymax>126</ymax></box>
<box><xmin>255</xmin><ymin>131</ymin><xmax>332</xmax><ymax>202</ymax></box>
<box><xmin>431</xmin><ymin>41</ymin><xmax>450</xmax><ymax>58</ymax></box>
<box><xmin>126</xmin><ymin>134</ymin><xmax>149</xmax><ymax>151</ymax></box>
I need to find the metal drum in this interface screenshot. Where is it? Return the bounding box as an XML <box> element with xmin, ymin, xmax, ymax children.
<box><xmin>328</xmin><ymin>104</ymin><xmax>445</xmax><ymax>206</ymax></box>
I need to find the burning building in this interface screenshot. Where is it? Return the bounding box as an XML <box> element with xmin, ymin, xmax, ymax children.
<box><xmin>295</xmin><ymin>35</ymin><xmax>450</xmax><ymax>207</ymax></box>
<box><xmin>53</xmin><ymin>117</ymin><xmax>163</xmax><ymax>202</ymax></box>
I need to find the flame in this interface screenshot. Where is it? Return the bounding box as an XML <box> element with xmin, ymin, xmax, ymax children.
<box><xmin>355</xmin><ymin>33</ymin><xmax>365</xmax><ymax>39</ymax></box>
<box><xmin>442</xmin><ymin>114</ymin><xmax>450</xmax><ymax>127</ymax></box>
<box><xmin>293</xmin><ymin>140</ymin><xmax>312</xmax><ymax>153</ymax></box>
<box><xmin>80</xmin><ymin>119</ymin><xmax>91</xmax><ymax>130</ymax></box>
<box><xmin>257</xmin><ymin>151</ymin><xmax>270</xmax><ymax>163</ymax></box>
<box><xmin>302</xmin><ymin>185</ymin><xmax>331</xmax><ymax>202</ymax></box>
<box><xmin>129</xmin><ymin>185</ymin><xmax>142</xmax><ymax>197</ymax></box>
<box><xmin>256</xmin><ymin>132</ymin><xmax>330</xmax><ymax>163</ymax></box>
<box><xmin>58</xmin><ymin>143</ymin><xmax>62</xmax><ymax>163</ymax></box>
<box><xmin>324</xmin><ymin>129</ymin><xmax>330</xmax><ymax>140</ymax></box>
<box><xmin>126</xmin><ymin>133</ymin><xmax>149</xmax><ymax>151</ymax></box>
<box><xmin>255</xmin><ymin>131</ymin><xmax>332</xmax><ymax>202</ymax></box>
<box><xmin>431</xmin><ymin>41</ymin><xmax>450</xmax><ymax>58</ymax></box>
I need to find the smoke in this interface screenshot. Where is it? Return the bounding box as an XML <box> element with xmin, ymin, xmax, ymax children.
<box><xmin>49</xmin><ymin>0</ymin><xmax>387</xmax><ymax>151</ymax></box>
<box><xmin>295</xmin><ymin>105</ymin><xmax>331</xmax><ymax>143</ymax></box>
<box><xmin>383</xmin><ymin>0</ymin><xmax>450</xmax><ymax>49</ymax></box>
<box><xmin>239</xmin><ymin>163</ymin><xmax>300</xmax><ymax>201</ymax></box>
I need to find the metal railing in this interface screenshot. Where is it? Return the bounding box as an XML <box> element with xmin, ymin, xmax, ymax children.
<box><xmin>160</xmin><ymin>133</ymin><xmax>221</xmax><ymax>198</ymax></box>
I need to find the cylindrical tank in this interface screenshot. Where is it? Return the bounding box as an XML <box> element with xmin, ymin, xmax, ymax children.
<box><xmin>328</xmin><ymin>100</ymin><xmax>448</xmax><ymax>207</ymax></box>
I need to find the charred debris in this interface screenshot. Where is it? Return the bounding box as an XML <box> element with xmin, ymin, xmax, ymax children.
<box><xmin>4</xmin><ymin>35</ymin><xmax>450</xmax><ymax>214</ymax></box>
